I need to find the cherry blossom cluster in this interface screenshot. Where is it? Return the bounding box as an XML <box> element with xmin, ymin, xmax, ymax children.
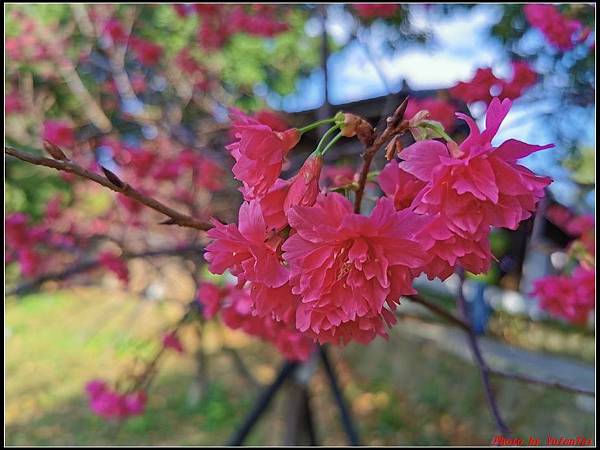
<box><xmin>450</xmin><ymin>62</ymin><xmax>537</xmax><ymax>105</ymax></box>
<box><xmin>85</xmin><ymin>380</ymin><xmax>147</xmax><ymax>420</ymax></box>
<box><xmin>352</xmin><ymin>4</ymin><xmax>400</xmax><ymax>19</ymax></box>
<box><xmin>532</xmin><ymin>265</ymin><xmax>595</xmax><ymax>325</ymax></box>
<box><xmin>204</xmin><ymin>97</ymin><xmax>554</xmax><ymax>347</ymax></box>
<box><xmin>173</xmin><ymin>4</ymin><xmax>289</xmax><ymax>50</ymax></box>
<box><xmin>198</xmin><ymin>282</ymin><xmax>314</xmax><ymax>361</ymax></box>
<box><xmin>531</xmin><ymin>207</ymin><xmax>595</xmax><ymax>324</ymax></box>
<box><xmin>524</xmin><ymin>4</ymin><xmax>591</xmax><ymax>51</ymax></box>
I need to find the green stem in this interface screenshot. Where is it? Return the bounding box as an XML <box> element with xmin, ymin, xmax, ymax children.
<box><xmin>299</xmin><ymin>117</ymin><xmax>337</xmax><ymax>134</ymax></box>
<box><xmin>312</xmin><ymin>125</ymin><xmax>340</xmax><ymax>157</ymax></box>
<box><xmin>319</xmin><ymin>131</ymin><xmax>344</xmax><ymax>156</ymax></box>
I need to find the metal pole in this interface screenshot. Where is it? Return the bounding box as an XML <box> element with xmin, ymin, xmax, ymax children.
<box><xmin>319</xmin><ymin>346</ymin><xmax>361</xmax><ymax>445</ymax></box>
<box><xmin>228</xmin><ymin>360</ymin><xmax>299</xmax><ymax>446</ymax></box>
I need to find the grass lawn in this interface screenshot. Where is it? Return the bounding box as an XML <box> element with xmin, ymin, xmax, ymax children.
<box><xmin>5</xmin><ymin>288</ymin><xmax>595</xmax><ymax>445</ymax></box>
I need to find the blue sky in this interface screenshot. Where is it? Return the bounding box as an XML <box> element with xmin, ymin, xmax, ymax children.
<box><xmin>266</xmin><ymin>5</ymin><xmax>595</xmax><ymax>211</ymax></box>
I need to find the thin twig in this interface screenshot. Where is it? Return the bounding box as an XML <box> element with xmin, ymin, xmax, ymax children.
<box><xmin>490</xmin><ymin>369</ymin><xmax>595</xmax><ymax>397</ymax></box>
<box><xmin>455</xmin><ymin>268</ymin><xmax>511</xmax><ymax>437</ymax></box>
<box><xmin>7</xmin><ymin>244</ymin><xmax>204</xmax><ymax>297</ymax></box>
<box><xmin>405</xmin><ymin>294</ymin><xmax>470</xmax><ymax>331</ymax></box>
<box><xmin>5</xmin><ymin>146</ymin><xmax>213</xmax><ymax>231</ymax></box>
<box><xmin>353</xmin><ymin>97</ymin><xmax>409</xmax><ymax>213</ymax></box>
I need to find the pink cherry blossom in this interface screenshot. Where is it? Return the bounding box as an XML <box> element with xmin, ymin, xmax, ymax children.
<box><xmin>220</xmin><ymin>287</ymin><xmax>314</xmax><ymax>361</ymax></box>
<box><xmin>162</xmin><ymin>332</ymin><xmax>184</xmax><ymax>353</ymax></box>
<box><xmin>98</xmin><ymin>251</ymin><xmax>129</xmax><ymax>284</ymax></box>
<box><xmin>5</xmin><ymin>92</ymin><xmax>23</xmax><ymax>115</ymax></box>
<box><xmin>253</xmin><ymin>109</ymin><xmax>289</xmax><ymax>132</ymax></box>
<box><xmin>227</xmin><ymin>110</ymin><xmax>300</xmax><ymax>200</ymax></box>
<box><xmin>400</xmin><ymin>98</ymin><xmax>554</xmax><ymax>236</ymax></box>
<box><xmin>130</xmin><ymin>37</ymin><xmax>163</xmax><ymax>66</ymax></box>
<box><xmin>532</xmin><ymin>265</ymin><xmax>595</xmax><ymax>324</ymax></box>
<box><xmin>321</xmin><ymin>165</ymin><xmax>355</xmax><ymax>188</ymax></box>
<box><xmin>103</xmin><ymin>18</ymin><xmax>127</xmax><ymax>44</ymax></box>
<box><xmin>501</xmin><ymin>61</ymin><xmax>537</xmax><ymax>100</ymax></box>
<box><xmin>405</xmin><ymin>97</ymin><xmax>458</xmax><ymax>132</ymax></box>
<box><xmin>415</xmin><ymin>213</ymin><xmax>492</xmax><ymax>280</ymax></box>
<box><xmin>258</xmin><ymin>179</ymin><xmax>291</xmax><ymax>232</ymax></box>
<box><xmin>524</xmin><ymin>4</ymin><xmax>582</xmax><ymax>51</ymax></box>
<box><xmin>378</xmin><ymin>160</ymin><xmax>426</xmax><ymax>210</ymax></box>
<box><xmin>353</xmin><ymin>4</ymin><xmax>399</xmax><ymax>18</ymax></box>
<box><xmin>197</xmin><ymin>282</ymin><xmax>227</xmax><ymax>319</ymax></box>
<box><xmin>449</xmin><ymin>68</ymin><xmax>503</xmax><ymax>104</ymax></box>
<box><xmin>283</xmin><ymin>155</ymin><xmax>323</xmax><ymax>213</ymax></box>
<box><xmin>204</xmin><ymin>201</ymin><xmax>289</xmax><ymax>288</ymax></box>
<box><xmin>283</xmin><ymin>193</ymin><xmax>428</xmax><ymax>345</ymax></box>
<box><xmin>85</xmin><ymin>379</ymin><xmax>147</xmax><ymax>420</ymax></box>
<box><xmin>43</xmin><ymin>120</ymin><xmax>75</xmax><ymax>148</ymax></box>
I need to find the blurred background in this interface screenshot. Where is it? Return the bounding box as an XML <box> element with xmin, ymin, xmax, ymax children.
<box><xmin>5</xmin><ymin>3</ymin><xmax>595</xmax><ymax>446</ymax></box>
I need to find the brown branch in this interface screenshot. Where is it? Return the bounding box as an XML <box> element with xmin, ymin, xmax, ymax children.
<box><xmin>407</xmin><ymin>293</ymin><xmax>594</xmax><ymax>397</ymax></box>
<box><xmin>455</xmin><ymin>268</ymin><xmax>511</xmax><ymax>437</ymax></box>
<box><xmin>353</xmin><ymin>97</ymin><xmax>409</xmax><ymax>213</ymax></box>
<box><xmin>5</xmin><ymin>146</ymin><xmax>213</xmax><ymax>231</ymax></box>
<box><xmin>7</xmin><ymin>244</ymin><xmax>205</xmax><ymax>297</ymax></box>
<box><xmin>405</xmin><ymin>294</ymin><xmax>470</xmax><ymax>331</ymax></box>
<box><xmin>490</xmin><ymin>369</ymin><xmax>595</xmax><ymax>397</ymax></box>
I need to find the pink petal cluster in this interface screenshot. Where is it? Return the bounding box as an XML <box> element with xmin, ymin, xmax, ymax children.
<box><xmin>501</xmin><ymin>61</ymin><xmax>538</xmax><ymax>100</ymax></box>
<box><xmin>282</xmin><ymin>193</ymin><xmax>428</xmax><ymax>345</ymax></box>
<box><xmin>405</xmin><ymin>97</ymin><xmax>458</xmax><ymax>132</ymax></box>
<box><xmin>102</xmin><ymin>18</ymin><xmax>128</xmax><ymax>44</ymax></box>
<box><xmin>194</xmin><ymin>5</ymin><xmax>289</xmax><ymax>50</ymax></box>
<box><xmin>199</xmin><ymin>283</ymin><xmax>314</xmax><ymax>361</ymax></box>
<box><xmin>43</xmin><ymin>120</ymin><xmax>75</xmax><ymax>148</ymax></box>
<box><xmin>353</xmin><ymin>4</ymin><xmax>399</xmax><ymax>18</ymax></box>
<box><xmin>532</xmin><ymin>265</ymin><xmax>595</xmax><ymax>324</ymax></box>
<box><xmin>98</xmin><ymin>251</ymin><xmax>129</xmax><ymax>284</ymax></box>
<box><xmin>206</xmin><ymin>97</ymin><xmax>555</xmax><ymax>347</ymax></box>
<box><xmin>401</xmin><ymin>98</ymin><xmax>553</xmax><ymax>234</ymax></box>
<box><xmin>524</xmin><ymin>4</ymin><xmax>583</xmax><ymax>51</ymax></box>
<box><xmin>5</xmin><ymin>92</ymin><xmax>23</xmax><ymax>115</ymax></box>
<box><xmin>162</xmin><ymin>332</ymin><xmax>184</xmax><ymax>353</ymax></box>
<box><xmin>205</xmin><ymin>201</ymin><xmax>298</xmax><ymax>322</ymax></box>
<box><xmin>379</xmin><ymin>98</ymin><xmax>554</xmax><ymax>279</ymax></box>
<box><xmin>253</xmin><ymin>109</ymin><xmax>290</xmax><ymax>132</ymax></box>
<box><xmin>321</xmin><ymin>165</ymin><xmax>355</xmax><ymax>188</ymax></box>
<box><xmin>197</xmin><ymin>282</ymin><xmax>228</xmax><ymax>319</ymax></box>
<box><xmin>450</xmin><ymin>62</ymin><xmax>537</xmax><ymax>104</ymax></box>
<box><xmin>85</xmin><ymin>380</ymin><xmax>147</xmax><ymax>420</ymax></box>
<box><xmin>227</xmin><ymin>110</ymin><xmax>300</xmax><ymax>200</ymax></box>
<box><xmin>5</xmin><ymin>212</ymin><xmax>47</xmax><ymax>277</ymax></box>
<box><xmin>130</xmin><ymin>37</ymin><xmax>163</xmax><ymax>66</ymax></box>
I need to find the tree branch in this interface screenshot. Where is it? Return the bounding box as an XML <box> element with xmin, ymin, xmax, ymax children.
<box><xmin>405</xmin><ymin>294</ymin><xmax>470</xmax><ymax>331</ymax></box>
<box><xmin>490</xmin><ymin>369</ymin><xmax>595</xmax><ymax>397</ymax></box>
<box><xmin>7</xmin><ymin>244</ymin><xmax>204</xmax><ymax>297</ymax></box>
<box><xmin>5</xmin><ymin>146</ymin><xmax>213</xmax><ymax>231</ymax></box>
<box><xmin>353</xmin><ymin>97</ymin><xmax>409</xmax><ymax>213</ymax></box>
<box><xmin>455</xmin><ymin>268</ymin><xmax>511</xmax><ymax>437</ymax></box>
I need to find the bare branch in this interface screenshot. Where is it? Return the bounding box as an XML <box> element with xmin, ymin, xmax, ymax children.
<box><xmin>353</xmin><ymin>97</ymin><xmax>409</xmax><ymax>213</ymax></box>
<box><xmin>490</xmin><ymin>369</ymin><xmax>595</xmax><ymax>397</ymax></box>
<box><xmin>455</xmin><ymin>268</ymin><xmax>511</xmax><ymax>437</ymax></box>
<box><xmin>405</xmin><ymin>294</ymin><xmax>470</xmax><ymax>331</ymax></box>
<box><xmin>5</xmin><ymin>146</ymin><xmax>214</xmax><ymax>232</ymax></box>
<box><xmin>7</xmin><ymin>244</ymin><xmax>205</xmax><ymax>297</ymax></box>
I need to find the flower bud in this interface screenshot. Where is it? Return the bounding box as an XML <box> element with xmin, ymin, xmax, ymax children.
<box><xmin>284</xmin><ymin>155</ymin><xmax>323</xmax><ymax>212</ymax></box>
<box><xmin>338</xmin><ymin>113</ymin><xmax>374</xmax><ymax>145</ymax></box>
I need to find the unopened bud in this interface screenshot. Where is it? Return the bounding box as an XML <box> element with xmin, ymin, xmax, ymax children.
<box><xmin>43</xmin><ymin>140</ymin><xmax>68</xmax><ymax>161</ymax></box>
<box><xmin>385</xmin><ymin>135</ymin><xmax>403</xmax><ymax>161</ymax></box>
<box><xmin>339</xmin><ymin>113</ymin><xmax>374</xmax><ymax>145</ymax></box>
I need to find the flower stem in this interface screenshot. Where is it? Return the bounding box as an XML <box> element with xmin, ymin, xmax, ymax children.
<box><xmin>299</xmin><ymin>118</ymin><xmax>337</xmax><ymax>134</ymax></box>
<box><xmin>312</xmin><ymin>125</ymin><xmax>340</xmax><ymax>157</ymax></box>
<box><xmin>319</xmin><ymin>131</ymin><xmax>344</xmax><ymax>156</ymax></box>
